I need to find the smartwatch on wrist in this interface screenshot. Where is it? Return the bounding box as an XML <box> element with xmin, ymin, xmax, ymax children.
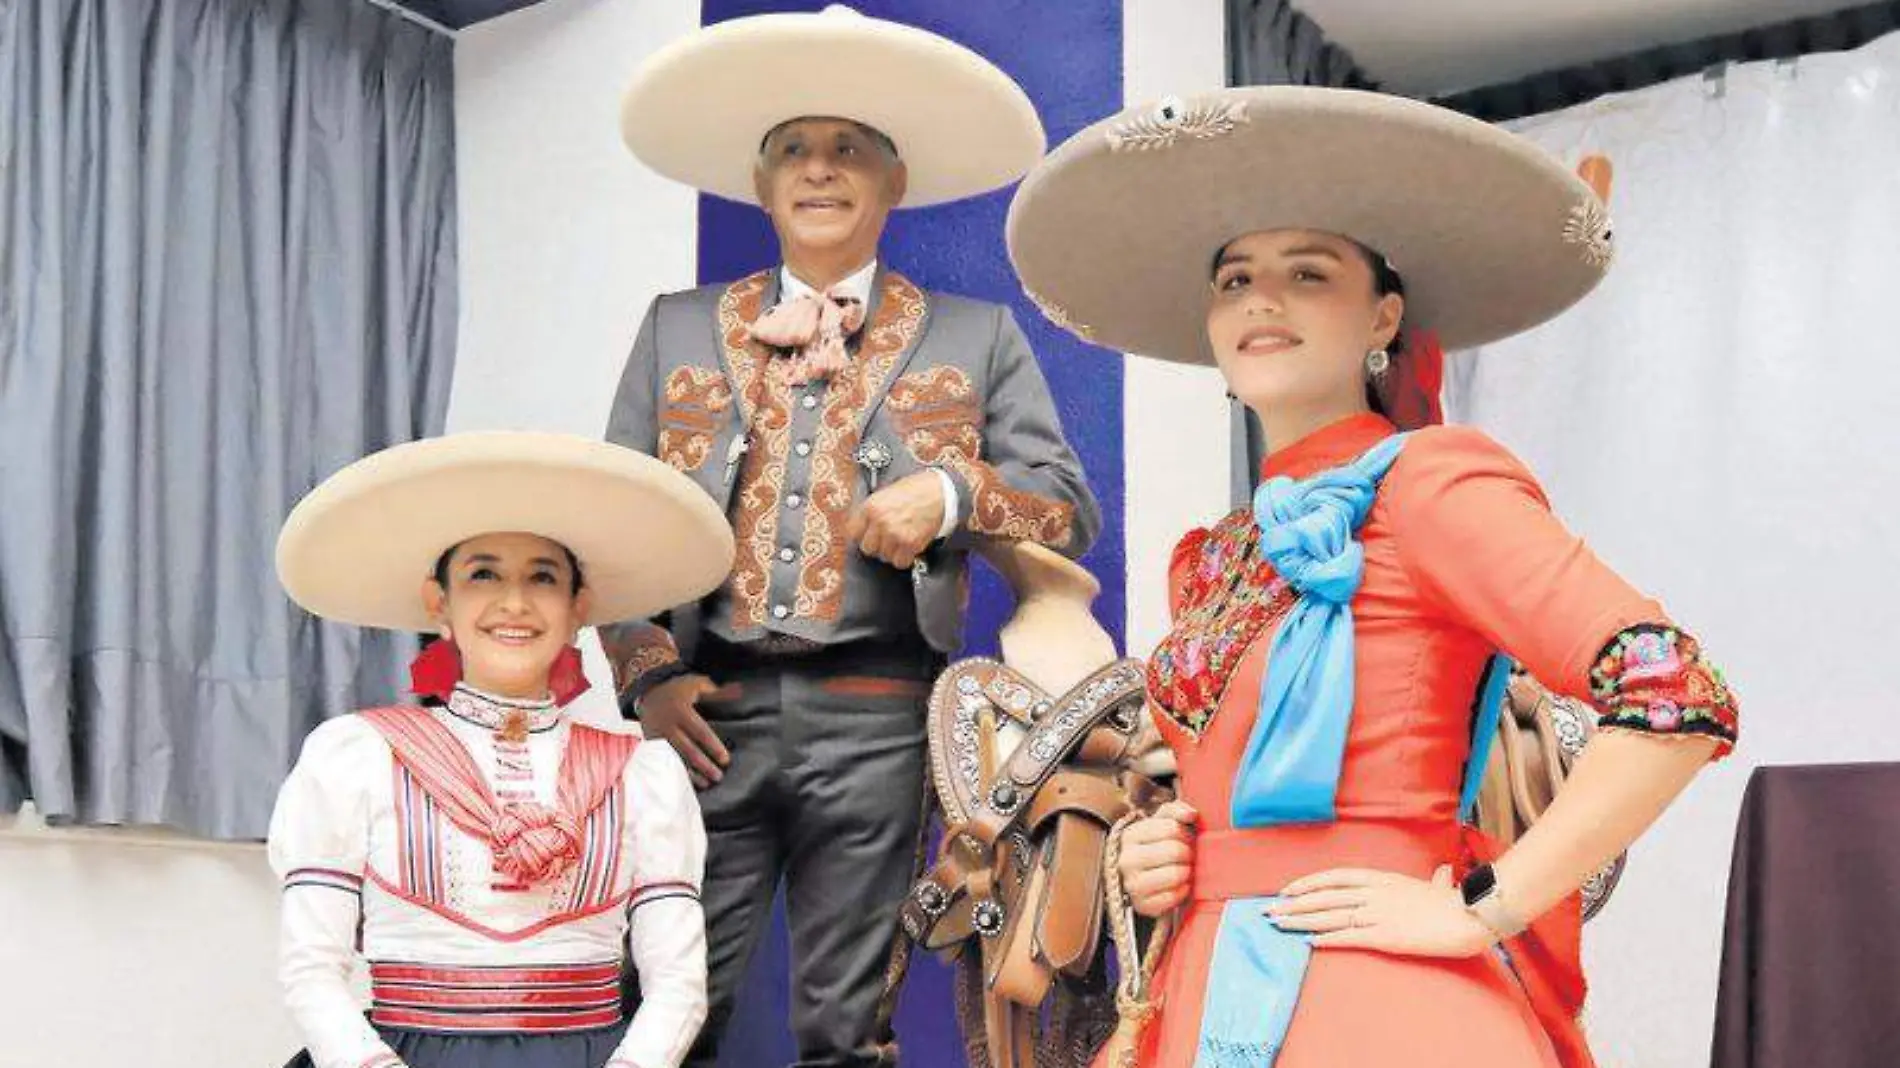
<box><xmin>1460</xmin><ymin>864</ymin><xmax>1527</xmax><ymax>940</ymax></box>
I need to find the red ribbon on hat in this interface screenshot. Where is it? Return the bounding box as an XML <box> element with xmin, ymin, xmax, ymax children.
<box><xmin>409</xmin><ymin>639</ymin><xmax>591</xmax><ymax>708</ymax></box>
<box><xmin>1384</xmin><ymin>329</ymin><xmax>1445</xmax><ymax>431</ymax></box>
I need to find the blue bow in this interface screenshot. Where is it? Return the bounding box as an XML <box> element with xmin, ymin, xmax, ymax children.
<box><xmin>1231</xmin><ymin>434</ymin><xmax>1405</xmax><ymax>827</ymax></box>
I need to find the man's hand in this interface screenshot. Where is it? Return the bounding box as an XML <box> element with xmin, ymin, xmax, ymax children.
<box><xmin>844</xmin><ymin>471</ymin><xmax>946</xmax><ymax>570</ymax></box>
<box><xmin>638</xmin><ymin>673</ymin><xmax>732</xmax><ymax>789</ymax></box>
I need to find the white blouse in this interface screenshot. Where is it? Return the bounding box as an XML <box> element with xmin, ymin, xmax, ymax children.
<box><xmin>267</xmin><ymin>686</ymin><xmax>707</xmax><ymax>1068</ymax></box>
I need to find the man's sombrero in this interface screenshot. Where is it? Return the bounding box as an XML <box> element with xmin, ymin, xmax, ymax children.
<box><xmin>1006</xmin><ymin>87</ymin><xmax>1614</xmax><ymax>363</ymax></box>
<box><xmin>276</xmin><ymin>432</ymin><xmax>734</xmax><ymax>632</ymax></box>
<box><xmin>620</xmin><ymin>5</ymin><xmax>1045</xmax><ymax>208</ymax></box>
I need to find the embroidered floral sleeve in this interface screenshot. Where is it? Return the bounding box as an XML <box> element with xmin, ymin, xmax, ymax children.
<box><xmin>600</xmin><ymin>622</ymin><xmax>688</xmax><ymax>708</ymax></box>
<box><xmin>1589</xmin><ymin>623</ymin><xmax>1738</xmax><ymax>758</ymax></box>
<box><xmin>883</xmin><ymin>306</ymin><xmax>1101</xmax><ymax>559</ymax></box>
<box><xmin>939</xmin><ymin>454</ymin><xmax>1079</xmax><ymax>549</ymax></box>
<box><xmin>888</xmin><ymin>365</ymin><xmax>1082</xmax><ymax>553</ymax></box>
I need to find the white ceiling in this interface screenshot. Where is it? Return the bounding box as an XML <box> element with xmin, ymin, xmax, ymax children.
<box><xmin>1294</xmin><ymin>0</ymin><xmax>1868</xmax><ymax>95</ymax></box>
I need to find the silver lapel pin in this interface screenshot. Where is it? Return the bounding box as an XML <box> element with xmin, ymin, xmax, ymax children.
<box><xmin>854</xmin><ymin>440</ymin><xmax>894</xmax><ymax>492</ymax></box>
<box><xmin>724</xmin><ymin>434</ymin><xmax>751</xmax><ymax>488</ymax></box>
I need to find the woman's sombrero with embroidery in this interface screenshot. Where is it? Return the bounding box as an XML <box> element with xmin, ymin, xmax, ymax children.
<box><xmin>621</xmin><ymin>4</ymin><xmax>1045</xmax><ymax>208</ymax></box>
<box><xmin>1006</xmin><ymin>86</ymin><xmax>1613</xmax><ymax>364</ymax></box>
<box><xmin>277</xmin><ymin>432</ymin><xmax>735</xmax><ymax>632</ymax></box>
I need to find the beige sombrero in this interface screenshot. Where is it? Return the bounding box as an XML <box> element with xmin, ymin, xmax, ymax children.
<box><xmin>276</xmin><ymin>432</ymin><xmax>735</xmax><ymax>632</ymax></box>
<box><xmin>1006</xmin><ymin>87</ymin><xmax>1613</xmax><ymax>363</ymax></box>
<box><xmin>620</xmin><ymin>5</ymin><xmax>1045</xmax><ymax>207</ymax></box>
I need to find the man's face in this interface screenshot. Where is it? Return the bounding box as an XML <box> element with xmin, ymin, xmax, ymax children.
<box><xmin>753</xmin><ymin>117</ymin><xmax>907</xmax><ymax>262</ymax></box>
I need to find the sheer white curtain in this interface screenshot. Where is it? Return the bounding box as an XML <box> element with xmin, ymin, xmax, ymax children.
<box><xmin>1446</xmin><ymin>32</ymin><xmax>1900</xmax><ymax>1067</ymax></box>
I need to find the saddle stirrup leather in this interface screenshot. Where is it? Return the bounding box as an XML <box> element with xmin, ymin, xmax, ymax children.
<box><xmin>906</xmin><ymin>657</ymin><xmax>1163</xmax><ymax>1068</ymax></box>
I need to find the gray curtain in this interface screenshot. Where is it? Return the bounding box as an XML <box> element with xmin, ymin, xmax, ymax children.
<box><xmin>1227</xmin><ymin>0</ymin><xmax>1376</xmax><ymax>92</ymax></box>
<box><xmin>389</xmin><ymin>0</ymin><xmax>546</xmax><ymax>32</ymax></box>
<box><xmin>1224</xmin><ymin>0</ymin><xmax>1375</xmax><ymax>505</ymax></box>
<box><xmin>0</xmin><ymin>0</ymin><xmax>458</xmax><ymax>837</ymax></box>
<box><xmin>1438</xmin><ymin>0</ymin><xmax>1900</xmax><ymax>122</ymax></box>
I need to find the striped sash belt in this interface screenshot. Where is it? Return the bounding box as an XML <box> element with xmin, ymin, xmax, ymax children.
<box><xmin>368</xmin><ymin>960</ymin><xmax>622</xmax><ymax>1033</ymax></box>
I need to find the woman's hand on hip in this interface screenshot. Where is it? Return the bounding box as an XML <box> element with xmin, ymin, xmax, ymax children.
<box><xmin>1268</xmin><ymin>865</ymin><xmax>1496</xmax><ymax>959</ymax></box>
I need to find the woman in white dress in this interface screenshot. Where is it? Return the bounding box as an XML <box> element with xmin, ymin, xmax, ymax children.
<box><xmin>269</xmin><ymin>431</ymin><xmax>734</xmax><ymax>1068</ymax></box>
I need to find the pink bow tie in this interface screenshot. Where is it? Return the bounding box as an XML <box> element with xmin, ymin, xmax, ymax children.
<box><xmin>747</xmin><ymin>289</ymin><xmax>867</xmax><ymax>386</ymax></box>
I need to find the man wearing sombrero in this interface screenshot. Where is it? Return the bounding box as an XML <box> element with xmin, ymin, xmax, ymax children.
<box><xmin>605</xmin><ymin>7</ymin><xmax>1100</xmax><ymax>1067</ymax></box>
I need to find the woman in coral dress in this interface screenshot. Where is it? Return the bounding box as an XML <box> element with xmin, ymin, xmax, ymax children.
<box><xmin>1005</xmin><ymin>87</ymin><xmax>1738</xmax><ymax>1067</ymax></box>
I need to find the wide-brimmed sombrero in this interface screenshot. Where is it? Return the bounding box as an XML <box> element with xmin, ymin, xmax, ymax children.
<box><xmin>276</xmin><ymin>432</ymin><xmax>735</xmax><ymax>632</ymax></box>
<box><xmin>620</xmin><ymin>4</ymin><xmax>1045</xmax><ymax>208</ymax></box>
<box><xmin>1006</xmin><ymin>86</ymin><xmax>1613</xmax><ymax>363</ymax></box>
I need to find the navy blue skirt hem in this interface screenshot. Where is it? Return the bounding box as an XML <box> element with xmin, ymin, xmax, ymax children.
<box><xmin>284</xmin><ymin>1018</ymin><xmax>631</xmax><ymax>1068</ymax></box>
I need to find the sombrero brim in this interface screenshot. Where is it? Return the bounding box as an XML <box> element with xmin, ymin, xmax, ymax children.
<box><xmin>276</xmin><ymin>432</ymin><xmax>734</xmax><ymax>632</ymax></box>
<box><xmin>1006</xmin><ymin>86</ymin><xmax>1612</xmax><ymax>363</ymax></box>
<box><xmin>620</xmin><ymin>8</ymin><xmax>1045</xmax><ymax>208</ymax></box>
